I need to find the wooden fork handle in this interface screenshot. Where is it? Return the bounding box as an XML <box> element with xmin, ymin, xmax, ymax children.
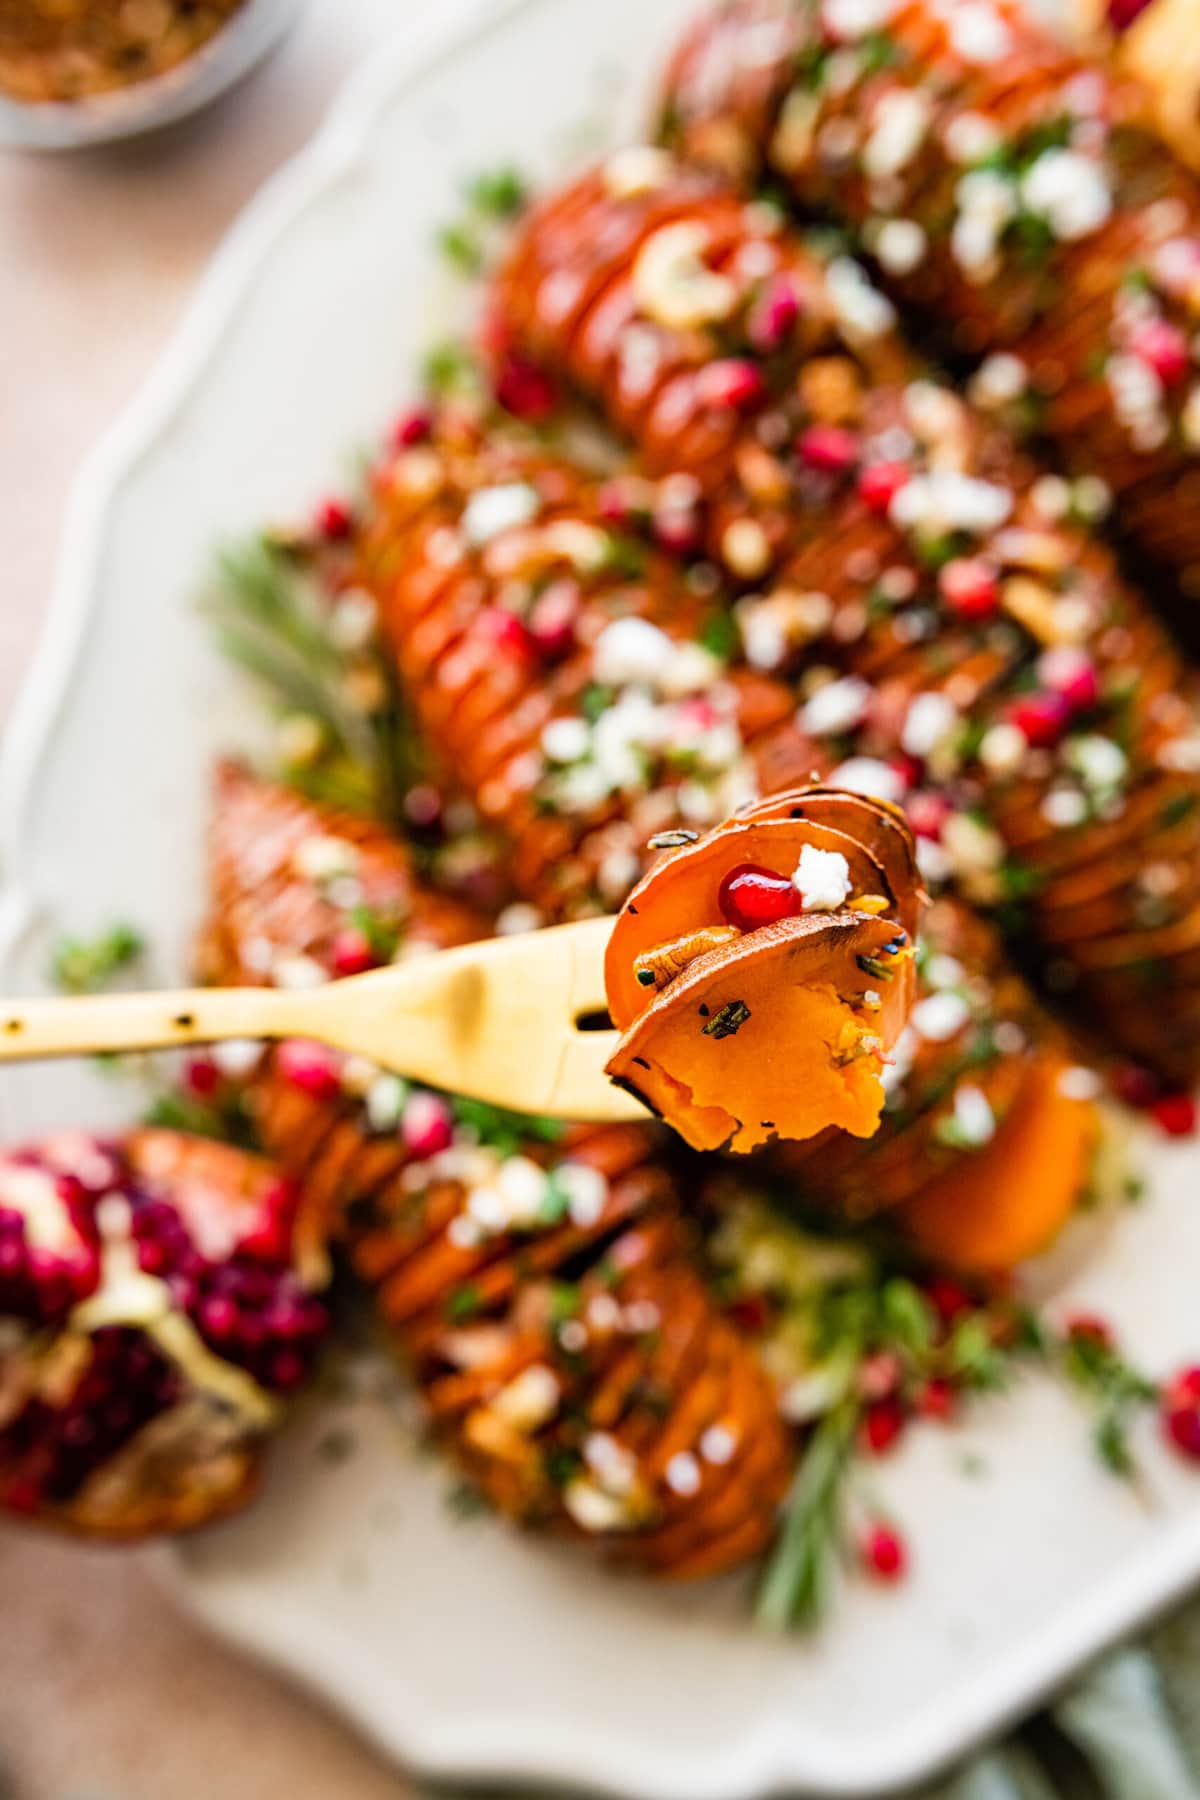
<box><xmin>0</xmin><ymin>984</ymin><xmax>303</xmax><ymax>1063</ymax></box>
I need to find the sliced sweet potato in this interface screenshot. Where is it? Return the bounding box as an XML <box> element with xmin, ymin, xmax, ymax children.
<box><xmin>894</xmin><ymin>1052</ymin><xmax>1099</xmax><ymax>1272</ymax></box>
<box><xmin>606</xmin><ymin>909</ymin><xmax>906</xmax><ymax>1153</ymax></box>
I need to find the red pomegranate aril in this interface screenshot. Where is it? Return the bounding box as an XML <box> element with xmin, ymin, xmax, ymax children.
<box><xmin>862</xmin><ymin>1398</ymin><xmax>906</xmax><ymax>1456</ymax></box>
<box><xmin>403</xmin><ymin>783</ymin><xmax>444</xmax><ymax>834</ymax></box>
<box><xmin>858</xmin><ymin>460</ymin><xmax>910</xmax><ymax>515</ymax></box>
<box><xmin>858</xmin><ymin>1351</ymin><xmax>902</xmax><ymax>1401</ymax></box>
<box><xmin>1151</xmin><ymin>1092</ymin><xmax>1197</xmax><ymax>1137</ymax></box>
<box><xmin>315</xmin><ymin>498</ymin><xmax>354</xmax><ymax>541</ymax></box>
<box><xmin>200</xmin><ymin>1295</ymin><xmax>239</xmax><ymax>1340</ymax></box>
<box><xmin>797</xmin><ymin>424</ymin><xmax>859</xmax><ymax>474</ymax></box>
<box><xmin>330</xmin><ymin>927</ymin><xmax>377</xmax><ymax>978</ymax></box>
<box><xmin>697</xmin><ymin>358</ymin><xmax>765</xmax><ymax>412</ymax></box>
<box><xmin>717</xmin><ymin>863</ymin><xmax>800</xmax><ymax>933</ymax></box>
<box><xmin>481</xmin><ymin>607</ymin><xmax>534</xmax><ymax>661</ymax></box>
<box><xmin>391</xmin><ymin>407</ymin><xmax>432</xmax><ymax>449</ymax></box>
<box><xmin>748</xmin><ymin>276</ymin><xmax>800</xmax><ymax>352</ymax></box>
<box><xmin>940</xmin><ymin>558</ymin><xmax>999</xmax><ymax>621</ymax></box>
<box><xmin>726</xmin><ymin>1292</ymin><xmax>773</xmax><ymax>1334</ymax></box>
<box><xmin>861</xmin><ymin>1523</ymin><xmax>907</xmax><ymax>1581</ymax></box>
<box><xmin>494</xmin><ymin>351</ymin><xmax>558</xmax><ymax>422</ymax></box>
<box><xmin>1165</xmin><ymin>1403</ymin><xmax>1200</xmax><ymax>1460</ymax></box>
<box><xmin>1107</xmin><ymin>0</ymin><xmax>1152</xmax><ymax>24</ymax></box>
<box><xmin>924</xmin><ymin>1275</ymin><xmax>972</xmax><ymax>1326</ymax></box>
<box><xmin>270</xmin><ymin>1349</ymin><xmax>308</xmax><ymax>1392</ymax></box>
<box><xmin>1114</xmin><ymin>1061</ymin><xmax>1162</xmax><ymax>1109</ymax></box>
<box><xmin>916</xmin><ymin>1378</ymin><xmax>955</xmax><ymax>1422</ymax></box>
<box><xmin>905</xmin><ymin>791</ymin><xmax>950</xmax><ymax>842</ymax></box>
<box><xmin>1040</xmin><ymin>648</ymin><xmax>1099</xmax><ymax>715</ymax></box>
<box><xmin>1129</xmin><ymin>319</ymin><xmax>1191</xmax><ymax>387</ymax></box>
<box><xmin>401</xmin><ymin>1091</ymin><xmax>455</xmax><ymax>1158</ymax></box>
<box><xmin>1065</xmin><ymin>1312</ymin><xmax>1114</xmax><ymax>1349</ymax></box>
<box><xmin>276</xmin><ymin>1038</ymin><xmax>342</xmax><ymax>1101</ymax></box>
<box><xmin>528</xmin><ymin>580</ymin><xmax>579</xmax><ymax>660</ymax></box>
<box><xmin>653</xmin><ymin>506</ymin><xmax>703</xmax><ymax>556</ymax></box>
<box><xmin>1009</xmin><ymin>691</ymin><xmax>1070</xmax><ymax>749</ymax></box>
<box><xmin>183</xmin><ymin>1054</ymin><xmax>221</xmax><ymax>1099</ymax></box>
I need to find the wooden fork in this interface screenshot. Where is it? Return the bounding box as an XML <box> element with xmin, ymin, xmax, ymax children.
<box><xmin>0</xmin><ymin>918</ymin><xmax>647</xmax><ymax>1123</ymax></box>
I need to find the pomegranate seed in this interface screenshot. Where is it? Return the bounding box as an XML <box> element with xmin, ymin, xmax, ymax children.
<box><xmin>315</xmin><ymin>498</ymin><xmax>353</xmax><ymax>541</ymax></box>
<box><xmin>905</xmin><ymin>791</ymin><xmax>950</xmax><ymax>841</ymax></box>
<box><xmin>858</xmin><ymin>1351</ymin><xmax>902</xmax><ymax>1401</ymax></box>
<box><xmin>401</xmin><ymin>1091</ymin><xmax>455</xmax><ymax>1158</ymax></box>
<box><xmin>330</xmin><ymin>927</ymin><xmax>377</xmax><ymax>978</ymax></box>
<box><xmin>675</xmin><ymin>697</ymin><xmax>718</xmax><ymax>735</ymax></box>
<box><xmin>480</xmin><ymin>607</ymin><xmax>534</xmax><ymax>660</ymax></box>
<box><xmin>860</xmin><ymin>1523</ymin><xmax>907</xmax><ymax>1581</ymax></box>
<box><xmin>527</xmin><ymin>579</ymin><xmax>579</xmax><ymax>660</ymax></box>
<box><xmin>797</xmin><ymin>424</ymin><xmax>859</xmax><ymax>474</ymax></box>
<box><xmin>1107</xmin><ymin>0</ymin><xmax>1152</xmax><ymax>24</ymax></box>
<box><xmin>940</xmin><ymin>558</ymin><xmax>999</xmax><ymax>621</ymax></box>
<box><xmin>597</xmin><ymin>476</ymin><xmax>652</xmax><ymax>527</ymax></box>
<box><xmin>748</xmin><ymin>275</ymin><xmax>801</xmax><ymax>352</ymax></box>
<box><xmin>717</xmin><ymin>863</ymin><xmax>800</xmax><ymax>932</ymax></box>
<box><xmin>1165</xmin><ymin>1403</ymin><xmax>1200</xmax><ymax>1460</ymax></box>
<box><xmin>276</xmin><ymin>1038</ymin><xmax>342</xmax><ymax>1101</ymax></box>
<box><xmin>1039</xmin><ymin>647</ymin><xmax>1099</xmax><ymax>715</ymax></box>
<box><xmin>183</xmin><ymin>1054</ymin><xmax>221</xmax><ymax>1098</ymax></box>
<box><xmin>1113</xmin><ymin>1061</ymin><xmax>1162</xmax><ymax>1109</ymax></box>
<box><xmin>269</xmin><ymin>1349</ymin><xmax>308</xmax><ymax>1392</ymax></box>
<box><xmin>403</xmin><ymin>783</ymin><xmax>444</xmax><ymax>834</ymax></box>
<box><xmin>916</xmin><ymin>1378</ymin><xmax>955</xmax><ymax>1421</ymax></box>
<box><xmin>200</xmin><ymin>1295</ymin><xmax>239</xmax><ymax>1339</ymax></box>
<box><xmin>392</xmin><ymin>408</ymin><xmax>432</xmax><ymax>448</ymax></box>
<box><xmin>696</xmin><ymin>358</ymin><xmax>765</xmax><ymax>412</ymax></box>
<box><xmin>653</xmin><ymin>505</ymin><xmax>703</xmax><ymax>556</ymax></box>
<box><xmin>858</xmin><ymin>460</ymin><xmax>910</xmax><ymax>515</ymax></box>
<box><xmin>1008</xmin><ymin>690</ymin><xmax>1071</xmax><ymax>749</ymax></box>
<box><xmin>1151</xmin><ymin>1092</ymin><xmax>1197</xmax><ymax>1137</ymax></box>
<box><xmin>1065</xmin><ymin>1312</ymin><xmax>1114</xmax><ymax>1349</ymax></box>
<box><xmin>726</xmin><ymin>1292</ymin><xmax>772</xmax><ymax>1334</ymax></box>
<box><xmin>924</xmin><ymin>1275</ymin><xmax>971</xmax><ymax>1326</ymax></box>
<box><xmin>1129</xmin><ymin>319</ymin><xmax>1191</xmax><ymax>388</ymax></box>
<box><xmin>862</xmin><ymin>1398</ymin><xmax>906</xmax><ymax>1456</ymax></box>
<box><xmin>1166</xmin><ymin>1366</ymin><xmax>1200</xmax><ymax>1408</ymax></box>
<box><xmin>494</xmin><ymin>352</ymin><xmax>558</xmax><ymax>422</ymax></box>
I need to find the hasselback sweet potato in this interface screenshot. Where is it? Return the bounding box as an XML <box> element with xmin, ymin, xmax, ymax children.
<box><xmin>658</xmin><ymin>0</ymin><xmax>1200</xmax><ymax>591</ymax></box>
<box><xmin>493</xmin><ymin>161</ymin><xmax>1200</xmax><ymax>1082</ymax></box>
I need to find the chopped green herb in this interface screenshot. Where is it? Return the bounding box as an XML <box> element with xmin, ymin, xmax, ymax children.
<box><xmin>698</xmin><ymin>611</ymin><xmax>739</xmax><ymax>661</ymax></box>
<box><xmin>464</xmin><ymin>165</ymin><xmax>528</xmax><ymax>218</ymax></box>
<box><xmin>51</xmin><ymin>923</ymin><xmax>144</xmax><ymax>996</ymax></box>
<box><xmin>757</xmin><ymin>1398</ymin><xmax>857</xmax><ymax>1631</ymax></box>
<box><xmin>703</xmin><ymin>999</ymin><xmax>751</xmax><ymax>1039</ymax></box>
<box><xmin>436</xmin><ymin>222</ymin><xmax>484</xmax><ymax>275</ymax></box>
<box><xmin>445</xmin><ymin>1284</ymin><xmax>483</xmax><ymax>1325</ymax></box>
<box><xmin>648</xmin><ymin>829</ymin><xmax>700</xmax><ymax>850</ymax></box>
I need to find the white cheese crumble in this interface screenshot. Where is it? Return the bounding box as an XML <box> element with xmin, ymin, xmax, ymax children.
<box><xmin>664</xmin><ymin>1450</ymin><xmax>702</xmax><ymax>1497</ymax></box>
<box><xmin>592</xmin><ymin>616</ymin><xmax>676</xmax><ymax>688</ymax></box>
<box><xmin>603</xmin><ymin>145</ymin><xmax>674</xmax><ymax>199</ymax></box>
<box><xmin>949</xmin><ymin>1083</ymin><xmax>996</xmax><ymax>1146</ymax></box>
<box><xmin>800</xmin><ymin>674</ymin><xmax>872</xmax><ymax>737</ymax></box>
<box><xmin>875</xmin><ymin>218</ymin><xmax>928</xmax><ymax>275</ymax></box>
<box><xmin>1066</xmin><ymin>734</ymin><xmax>1128</xmax><ymax>794</ymax></box>
<box><xmin>700</xmin><ymin>1424</ymin><xmax>737</xmax><ymax>1466</ymax></box>
<box><xmin>792</xmin><ymin>844</ymin><xmax>852</xmax><ymax>911</ymax></box>
<box><xmin>863</xmin><ymin>89</ymin><xmax>931</xmax><ymax>181</ymax></box>
<box><xmin>830</xmin><ymin>755</ymin><xmax>907</xmax><ymax>804</ymax></box>
<box><xmin>890</xmin><ymin>469</ymin><xmax>1013</xmax><ymax>538</ymax></box>
<box><xmin>554</xmin><ymin>1161</ymin><xmax>608</xmax><ymax>1229</ymax></box>
<box><xmin>1058</xmin><ymin>1065</ymin><xmax>1103</xmax><ymax>1102</ymax></box>
<box><xmin>948</xmin><ymin>2</ymin><xmax>1012</xmax><ymax>63</ymax></box>
<box><xmin>461</xmin><ymin>482</ymin><xmax>541</xmax><ymax>548</ymax></box>
<box><xmin>901</xmin><ymin>691</ymin><xmax>958</xmax><ymax>759</ymax></box>
<box><xmin>541</xmin><ymin>716</ymin><xmax>591</xmax><ymax>765</ymax></box>
<box><xmin>491</xmin><ymin>1364</ymin><xmax>560</xmax><ymax>1433</ymax></box>
<box><xmin>979</xmin><ymin>721</ymin><xmax>1028</xmax><ymax>776</ymax></box>
<box><xmin>212</xmin><ymin>1038</ymin><xmax>265</xmax><ymax>1080</ymax></box>
<box><xmin>1021</xmin><ymin>151</ymin><xmax>1112</xmax><ymax>243</ymax></box>
<box><xmin>292</xmin><ymin>834</ymin><xmax>358</xmax><ymax>883</ymax></box>
<box><xmin>823</xmin><ymin>0</ymin><xmax>895</xmax><ymax>36</ymax></box>
<box><xmin>826</xmin><ymin>255</ymin><xmax>897</xmax><ymax>340</ymax></box>
<box><xmin>911</xmin><ymin>991</ymin><xmax>971</xmax><ymax>1043</ymax></box>
<box><xmin>632</xmin><ymin>222</ymin><xmax>736</xmax><ymax>331</ymax></box>
<box><xmin>944</xmin><ymin>110</ymin><xmax>1002</xmax><ymax>165</ymax></box>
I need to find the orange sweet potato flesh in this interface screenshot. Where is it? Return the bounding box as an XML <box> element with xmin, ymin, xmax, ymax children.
<box><xmin>895</xmin><ymin>1052</ymin><xmax>1099</xmax><ymax>1272</ymax></box>
<box><xmin>606</xmin><ymin>910</ymin><xmax>904</xmax><ymax>1153</ymax></box>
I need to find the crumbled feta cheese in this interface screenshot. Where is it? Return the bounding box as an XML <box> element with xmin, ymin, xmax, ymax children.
<box><xmin>659</xmin><ymin>641</ymin><xmax>722</xmax><ymax>699</ymax></box>
<box><xmin>863</xmin><ymin>89</ymin><xmax>931</xmax><ymax>181</ymax></box>
<box><xmin>700</xmin><ymin>1424</ymin><xmax>737</xmax><ymax>1465</ymax></box>
<box><xmin>1072</xmin><ymin>475</ymin><xmax>1112</xmax><ymax>521</ymax></box>
<box><xmin>826</xmin><ymin>256</ymin><xmax>897</xmax><ymax>340</ymax></box>
<box><xmin>492</xmin><ymin>1364</ymin><xmax>560</xmax><ymax>1433</ymax></box>
<box><xmin>925</xmin><ymin>953</ymin><xmax>965</xmax><ymax>991</ymax></box>
<box><xmin>555</xmin><ymin>1161</ymin><xmax>608</xmax><ymax>1229</ymax></box>
<box><xmin>1021</xmin><ymin>150</ymin><xmax>1112</xmax><ymax>242</ymax></box>
<box><xmin>447</xmin><ymin>1215</ymin><xmax>482</xmax><ymax>1250</ymax></box>
<box><xmin>979</xmin><ymin>721</ymin><xmax>1029</xmax><ymax>776</ymax></box>
<box><xmin>597</xmin><ymin>847</ymin><xmax>642</xmax><ymax>905</ymax></box>
<box><xmin>890</xmin><ymin>468</ymin><xmax>1013</xmax><ymax>538</ymax></box>
<box><xmin>623</xmin><ymin>1300</ymin><xmax>662</xmax><ymax>1334</ymax></box>
<box><xmin>942</xmin><ymin>811</ymin><xmax>1005</xmax><ymax>891</ymax></box>
<box><xmin>875</xmin><ymin>217</ymin><xmax>928</xmax><ymax>275</ymax></box>
<box><xmin>911</xmin><ymin>991</ymin><xmax>971</xmax><ymax>1043</ymax></box>
<box><xmin>948</xmin><ymin>2</ymin><xmax>1012</xmax><ymax>62</ymax></box>
<box><xmin>461</xmin><ymin>482</ymin><xmax>540</xmax><ymax>548</ymax></box>
<box><xmin>823</xmin><ymin>0</ymin><xmax>895</xmax><ymax>36</ymax></box>
<box><xmin>951</xmin><ymin>169</ymin><xmax>1018</xmax><ymax>277</ymax></box>
<box><xmin>328</xmin><ymin>589</ymin><xmax>378</xmax><ymax>652</ymax></box>
<box><xmin>632</xmin><ymin>222</ymin><xmax>736</xmax><ymax>330</ymax></box>
<box><xmin>496</xmin><ymin>1155</ymin><xmax>551</xmax><ymax>1227</ymax></box>
<box><xmin>541</xmin><ymin>716</ymin><xmax>591</xmax><ymax>765</ymax></box>
<box><xmin>292</xmin><ymin>834</ymin><xmax>358</xmax><ymax>883</ymax></box>
<box><xmin>830</xmin><ymin>756</ymin><xmax>907</xmax><ymax>804</ymax></box>
<box><xmin>916</xmin><ymin>835</ymin><xmax>952</xmax><ymax>886</ymax></box>
<box><xmin>944</xmin><ymin>110</ymin><xmax>1002</xmax><ymax>165</ymax></box>
<box><xmin>496</xmin><ymin>902</ymin><xmax>543</xmax><ymax>936</ymax></box>
<box><xmin>584</xmin><ymin>1431</ymin><xmax>637</xmax><ymax>1492</ymax></box>
<box><xmin>272</xmin><ymin>953</ymin><xmax>328</xmax><ymax>991</ymax></box>
<box><xmin>564</xmin><ymin>1477</ymin><xmax>638</xmax><ymax>1533</ymax></box>
<box><xmin>882</xmin><ymin>1024</ymin><xmax>918</xmax><ymax>1097</ymax></box>
<box><xmin>901</xmin><ymin>691</ymin><xmax>958</xmax><ymax>759</ymax></box>
<box><xmin>1058</xmin><ymin>1065</ymin><xmax>1103</xmax><ymax>1101</ymax></box>
<box><xmin>800</xmin><ymin>674</ymin><xmax>872</xmax><ymax>736</ymax></box>
<box><xmin>721</xmin><ymin>517</ymin><xmax>772</xmax><ymax>579</ymax></box>
<box><xmin>592</xmin><ymin>616</ymin><xmax>676</xmax><ymax>688</ymax></box>
<box><xmin>1066</xmin><ymin>734</ymin><xmax>1128</xmax><ymax>793</ymax></box>
<box><xmin>1031</xmin><ymin>475</ymin><xmax>1072</xmax><ymax>522</ymax></box>
<box><xmin>665</xmin><ymin>1451</ymin><xmax>702</xmax><ymax>1497</ymax></box>
<box><xmin>212</xmin><ymin>1038</ymin><xmax>265</xmax><ymax>1079</ymax></box>
<box><xmin>603</xmin><ymin>145</ymin><xmax>674</xmax><ymax>199</ymax></box>
<box><xmin>541</xmin><ymin>519</ymin><xmax>612</xmax><ymax>571</ymax></box>
<box><xmin>970</xmin><ymin>351</ymin><xmax>1028</xmax><ymax>408</ymax></box>
<box><xmin>1041</xmin><ymin>788</ymin><xmax>1088</xmax><ymax>828</ymax></box>
<box><xmin>366</xmin><ymin>1074</ymin><xmax>407</xmax><ymax>1132</ymax></box>
<box><xmin>951</xmin><ymin>1083</ymin><xmax>996</xmax><ymax>1146</ymax></box>
<box><xmin>792</xmin><ymin>843</ymin><xmax>852</xmax><ymax>911</ymax></box>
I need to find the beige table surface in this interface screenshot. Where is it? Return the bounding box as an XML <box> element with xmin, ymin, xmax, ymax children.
<box><xmin>0</xmin><ymin>5</ymin><xmax>426</xmax><ymax>1795</ymax></box>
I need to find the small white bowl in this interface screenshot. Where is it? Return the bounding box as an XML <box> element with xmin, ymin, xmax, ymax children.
<box><xmin>0</xmin><ymin>0</ymin><xmax>306</xmax><ymax>151</ymax></box>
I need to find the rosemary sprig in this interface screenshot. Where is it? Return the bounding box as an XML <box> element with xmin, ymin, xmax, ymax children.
<box><xmin>757</xmin><ymin>1394</ymin><xmax>859</xmax><ymax>1631</ymax></box>
<box><xmin>201</xmin><ymin>535</ymin><xmax>415</xmax><ymax>818</ymax></box>
<box><xmin>50</xmin><ymin>923</ymin><xmax>144</xmax><ymax>995</ymax></box>
<box><xmin>1058</xmin><ymin>1325</ymin><xmax>1159</xmax><ymax>1478</ymax></box>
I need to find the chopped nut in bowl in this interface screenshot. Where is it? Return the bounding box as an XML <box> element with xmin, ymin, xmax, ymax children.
<box><xmin>0</xmin><ymin>0</ymin><xmax>304</xmax><ymax>150</ymax></box>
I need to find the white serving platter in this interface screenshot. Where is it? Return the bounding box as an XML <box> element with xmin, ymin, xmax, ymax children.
<box><xmin>3</xmin><ymin>2</ymin><xmax>1200</xmax><ymax>1796</ymax></box>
